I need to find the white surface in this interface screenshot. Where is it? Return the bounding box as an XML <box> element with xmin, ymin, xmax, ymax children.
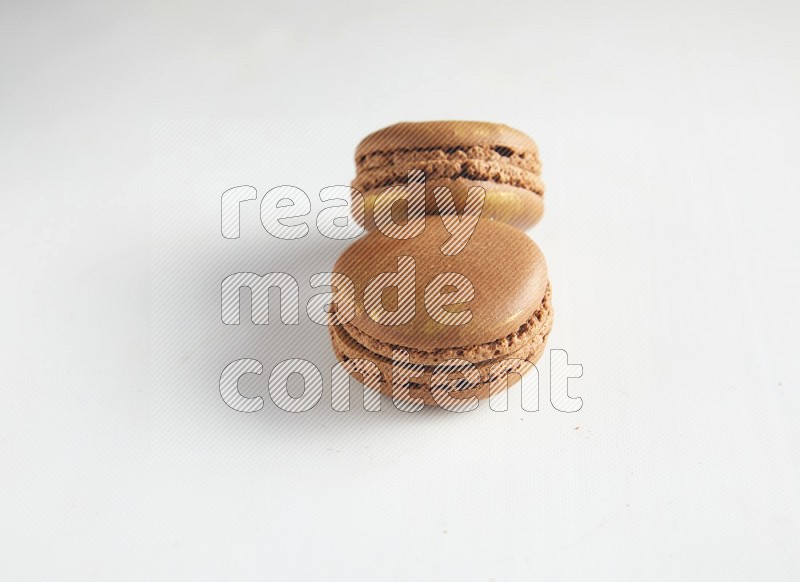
<box><xmin>1</xmin><ymin>1</ymin><xmax>799</xmax><ymax>580</ymax></box>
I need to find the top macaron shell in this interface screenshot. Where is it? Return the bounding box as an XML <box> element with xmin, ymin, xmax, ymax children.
<box><xmin>355</xmin><ymin>121</ymin><xmax>541</xmax><ymax>160</ymax></box>
<box><xmin>332</xmin><ymin>218</ymin><xmax>549</xmax><ymax>352</ymax></box>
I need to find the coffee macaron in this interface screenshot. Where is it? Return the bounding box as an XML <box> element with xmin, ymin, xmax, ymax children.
<box><xmin>352</xmin><ymin>121</ymin><xmax>545</xmax><ymax>231</ymax></box>
<box><xmin>329</xmin><ymin>218</ymin><xmax>552</xmax><ymax>406</ymax></box>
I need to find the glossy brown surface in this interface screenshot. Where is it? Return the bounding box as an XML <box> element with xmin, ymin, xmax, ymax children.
<box><xmin>333</xmin><ymin>218</ymin><xmax>548</xmax><ymax>350</ymax></box>
<box><xmin>355</xmin><ymin>121</ymin><xmax>540</xmax><ymax>161</ymax></box>
<box><xmin>340</xmin><ymin>283</ymin><xmax>552</xmax><ymax>366</ymax></box>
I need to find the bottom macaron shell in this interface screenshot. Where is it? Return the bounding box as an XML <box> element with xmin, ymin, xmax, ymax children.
<box><xmin>356</xmin><ymin>178</ymin><xmax>544</xmax><ymax>231</ymax></box>
<box><xmin>330</xmin><ymin>325</ymin><xmax>550</xmax><ymax>407</ymax></box>
<box><xmin>328</xmin><ymin>289</ymin><xmax>553</xmax><ymax>407</ymax></box>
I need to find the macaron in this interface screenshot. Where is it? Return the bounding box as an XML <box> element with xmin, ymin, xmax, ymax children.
<box><xmin>352</xmin><ymin>121</ymin><xmax>545</xmax><ymax>231</ymax></box>
<box><xmin>329</xmin><ymin>218</ymin><xmax>552</xmax><ymax>406</ymax></box>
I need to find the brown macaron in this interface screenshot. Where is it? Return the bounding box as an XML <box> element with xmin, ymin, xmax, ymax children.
<box><xmin>329</xmin><ymin>217</ymin><xmax>552</xmax><ymax>407</ymax></box>
<box><xmin>352</xmin><ymin>121</ymin><xmax>545</xmax><ymax>231</ymax></box>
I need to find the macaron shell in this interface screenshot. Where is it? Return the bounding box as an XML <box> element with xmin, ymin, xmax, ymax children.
<box><xmin>329</xmin><ymin>316</ymin><xmax>550</xmax><ymax>406</ymax></box>
<box><xmin>341</xmin><ymin>283</ymin><xmax>552</xmax><ymax>366</ymax></box>
<box><xmin>355</xmin><ymin>121</ymin><xmax>540</xmax><ymax>161</ymax></box>
<box><xmin>355</xmin><ymin>179</ymin><xmax>544</xmax><ymax>230</ymax></box>
<box><xmin>332</xmin><ymin>218</ymin><xmax>549</xmax><ymax>350</ymax></box>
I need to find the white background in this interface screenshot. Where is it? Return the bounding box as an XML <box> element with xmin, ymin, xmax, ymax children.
<box><xmin>1</xmin><ymin>0</ymin><xmax>799</xmax><ymax>580</ymax></box>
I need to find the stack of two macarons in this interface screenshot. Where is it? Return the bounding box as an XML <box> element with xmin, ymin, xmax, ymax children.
<box><xmin>329</xmin><ymin>121</ymin><xmax>552</xmax><ymax>406</ymax></box>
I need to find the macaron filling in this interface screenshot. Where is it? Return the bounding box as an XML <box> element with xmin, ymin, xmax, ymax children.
<box><xmin>353</xmin><ymin>145</ymin><xmax>544</xmax><ymax>195</ymax></box>
<box><xmin>330</xmin><ymin>284</ymin><xmax>552</xmax><ymax>392</ymax></box>
<box><xmin>341</xmin><ymin>283</ymin><xmax>552</xmax><ymax>366</ymax></box>
<box><xmin>357</xmin><ymin>144</ymin><xmax>541</xmax><ymax>174</ymax></box>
